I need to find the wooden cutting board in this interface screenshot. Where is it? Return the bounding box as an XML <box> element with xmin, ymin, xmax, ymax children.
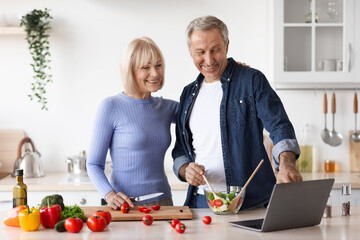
<box><xmin>0</xmin><ymin>129</ymin><xmax>26</xmax><ymax>173</ymax></box>
<box><xmin>349</xmin><ymin>130</ymin><xmax>360</xmax><ymax>172</ymax></box>
<box><xmin>81</xmin><ymin>206</ymin><xmax>193</xmax><ymax>221</ymax></box>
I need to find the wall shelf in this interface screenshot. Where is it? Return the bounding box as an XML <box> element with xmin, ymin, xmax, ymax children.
<box><xmin>0</xmin><ymin>27</ymin><xmax>25</xmax><ymax>35</ymax></box>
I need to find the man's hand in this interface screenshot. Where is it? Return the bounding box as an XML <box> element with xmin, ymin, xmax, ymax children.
<box><xmin>179</xmin><ymin>162</ymin><xmax>206</xmax><ymax>186</ymax></box>
<box><xmin>105</xmin><ymin>190</ymin><xmax>134</xmax><ymax>210</ymax></box>
<box><xmin>277</xmin><ymin>151</ymin><xmax>303</xmax><ymax>183</ymax></box>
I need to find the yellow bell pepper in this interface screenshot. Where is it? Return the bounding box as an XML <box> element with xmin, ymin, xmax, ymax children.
<box><xmin>18</xmin><ymin>206</ymin><xmax>41</xmax><ymax>232</ymax></box>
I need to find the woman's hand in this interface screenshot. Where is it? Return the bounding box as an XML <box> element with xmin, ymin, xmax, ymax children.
<box><xmin>105</xmin><ymin>191</ymin><xmax>134</xmax><ymax>210</ymax></box>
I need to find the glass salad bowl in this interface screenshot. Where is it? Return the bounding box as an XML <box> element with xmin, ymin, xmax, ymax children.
<box><xmin>204</xmin><ymin>186</ymin><xmax>245</xmax><ymax>215</ymax></box>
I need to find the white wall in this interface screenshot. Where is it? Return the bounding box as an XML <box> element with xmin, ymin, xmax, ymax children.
<box><xmin>0</xmin><ymin>0</ymin><xmax>355</xmax><ymax>174</ymax></box>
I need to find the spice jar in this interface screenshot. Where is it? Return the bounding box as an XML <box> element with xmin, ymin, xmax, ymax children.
<box><xmin>324</xmin><ymin>160</ymin><xmax>335</xmax><ymax>172</ymax></box>
<box><xmin>341</xmin><ymin>184</ymin><xmax>351</xmax><ymax>216</ymax></box>
<box><xmin>323</xmin><ymin>196</ymin><xmax>332</xmax><ymax>218</ymax></box>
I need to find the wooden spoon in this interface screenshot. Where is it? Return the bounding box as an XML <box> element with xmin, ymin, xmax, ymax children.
<box><xmin>202</xmin><ymin>174</ymin><xmax>220</xmax><ymax>200</ymax></box>
<box><xmin>228</xmin><ymin>159</ymin><xmax>264</xmax><ymax>212</ymax></box>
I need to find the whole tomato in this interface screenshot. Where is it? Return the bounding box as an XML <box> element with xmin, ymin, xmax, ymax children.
<box><xmin>202</xmin><ymin>216</ymin><xmax>212</xmax><ymax>225</ymax></box>
<box><xmin>170</xmin><ymin>219</ymin><xmax>180</xmax><ymax>228</ymax></box>
<box><xmin>175</xmin><ymin>222</ymin><xmax>186</xmax><ymax>234</ymax></box>
<box><xmin>64</xmin><ymin>217</ymin><xmax>83</xmax><ymax>233</ymax></box>
<box><xmin>143</xmin><ymin>208</ymin><xmax>151</xmax><ymax>213</ymax></box>
<box><xmin>93</xmin><ymin>210</ymin><xmax>112</xmax><ymax>226</ymax></box>
<box><xmin>151</xmin><ymin>205</ymin><xmax>161</xmax><ymax>211</ymax></box>
<box><xmin>138</xmin><ymin>206</ymin><xmax>147</xmax><ymax>212</ymax></box>
<box><xmin>142</xmin><ymin>215</ymin><xmax>153</xmax><ymax>226</ymax></box>
<box><xmin>87</xmin><ymin>215</ymin><xmax>107</xmax><ymax>232</ymax></box>
<box><xmin>121</xmin><ymin>204</ymin><xmax>130</xmax><ymax>213</ymax></box>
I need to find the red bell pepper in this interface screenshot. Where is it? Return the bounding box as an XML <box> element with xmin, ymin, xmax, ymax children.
<box><xmin>40</xmin><ymin>198</ymin><xmax>62</xmax><ymax>228</ymax></box>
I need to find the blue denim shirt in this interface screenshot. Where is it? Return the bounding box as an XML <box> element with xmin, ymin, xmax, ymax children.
<box><xmin>172</xmin><ymin>58</ymin><xmax>300</xmax><ymax>209</ymax></box>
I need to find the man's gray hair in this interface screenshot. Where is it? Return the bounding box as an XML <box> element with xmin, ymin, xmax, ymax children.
<box><xmin>186</xmin><ymin>15</ymin><xmax>229</xmax><ymax>49</ymax></box>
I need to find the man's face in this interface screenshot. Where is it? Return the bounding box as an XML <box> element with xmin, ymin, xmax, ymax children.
<box><xmin>189</xmin><ymin>28</ymin><xmax>229</xmax><ymax>83</ymax></box>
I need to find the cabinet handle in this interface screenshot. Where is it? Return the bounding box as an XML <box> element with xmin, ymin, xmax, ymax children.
<box><xmin>79</xmin><ymin>198</ymin><xmax>86</xmax><ymax>205</ymax></box>
<box><xmin>348</xmin><ymin>43</ymin><xmax>352</xmax><ymax>72</ymax></box>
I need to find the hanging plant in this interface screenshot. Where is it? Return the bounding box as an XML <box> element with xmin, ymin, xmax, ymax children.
<box><xmin>20</xmin><ymin>8</ymin><xmax>53</xmax><ymax>110</ymax></box>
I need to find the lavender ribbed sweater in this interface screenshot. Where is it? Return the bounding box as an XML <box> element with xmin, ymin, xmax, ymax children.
<box><xmin>87</xmin><ymin>92</ymin><xmax>178</xmax><ymax>203</ymax></box>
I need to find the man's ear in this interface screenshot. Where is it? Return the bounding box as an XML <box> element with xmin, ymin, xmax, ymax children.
<box><xmin>226</xmin><ymin>40</ymin><xmax>229</xmax><ymax>53</ymax></box>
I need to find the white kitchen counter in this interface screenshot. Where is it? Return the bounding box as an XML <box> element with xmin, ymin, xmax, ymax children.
<box><xmin>1</xmin><ymin>207</ymin><xmax>360</xmax><ymax>240</ymax></box>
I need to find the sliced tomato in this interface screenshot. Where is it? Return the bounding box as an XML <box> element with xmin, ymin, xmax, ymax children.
<box><xmin>151</xmin><ymin>205</ymin><xmax>161</xmax><ymax>211</ymax></box>
<box><xmin>213</xmin><ymin>199</ymin><xmax>223</xmax><ymax>207</ymax></box>
<box><xmin>138</xmin><ymin>206</ymin><xmax>147</xmax><ymax>212</ymax></box>
<box><xmin>143</xmin><ymin>208</ymin><xmax>152</xmax><ymax>213</ymax></box>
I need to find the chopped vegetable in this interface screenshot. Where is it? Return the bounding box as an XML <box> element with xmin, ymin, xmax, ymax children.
<box><xmin>207</xmin><ymin>187</ymin><xmax>240</xmax><ymax>213</ymax></box>
<box><xmin>61</xmin><ymin>204</ymin><xmax>87</xmax><ymax>222</ymax></box>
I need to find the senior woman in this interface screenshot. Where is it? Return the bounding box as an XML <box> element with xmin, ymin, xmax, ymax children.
<box><xmin>87</xmin><ymin>37</ymin><xmax>178</xmax><ymax>210</ymax></box>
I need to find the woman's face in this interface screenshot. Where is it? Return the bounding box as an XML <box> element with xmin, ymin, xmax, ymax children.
<box><xmin>133</xmin><ymin>59</ymin><xmax>164</xmax><ymax>99</ymax></box>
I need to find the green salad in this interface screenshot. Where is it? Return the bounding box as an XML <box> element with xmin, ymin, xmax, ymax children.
<box><xmin>207</xmin><ymin>187</ymin><xmax>240</xmax><ymax>213</ymax></box>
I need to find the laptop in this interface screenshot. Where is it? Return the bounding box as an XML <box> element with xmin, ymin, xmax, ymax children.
<box><xmin>229</xmin><ymin>178</ymin><xmax>334</xmax><ymax>232</ymax></box>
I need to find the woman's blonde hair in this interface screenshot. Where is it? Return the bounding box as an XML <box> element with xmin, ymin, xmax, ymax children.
<box><xmin>120</xmin><ymin>37</ymin><xmax>165</xmax><ymax>94</ymax></box>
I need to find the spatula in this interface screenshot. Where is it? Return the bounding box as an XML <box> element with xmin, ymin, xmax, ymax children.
<box><xmin>202</xmin><ymin>174</ymin><xmax>220</xmax><ymax>200</ymax></box>
<box><xmin>228</xmin><ymin>159</ymin><xmax>264</xmax><ymax>212</ymax></box>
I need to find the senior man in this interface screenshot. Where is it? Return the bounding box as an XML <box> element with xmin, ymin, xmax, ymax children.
<box><xmin>172</xmin><ymin>15</ymin><xmax>302</xmax><ymax>209</ymax></box>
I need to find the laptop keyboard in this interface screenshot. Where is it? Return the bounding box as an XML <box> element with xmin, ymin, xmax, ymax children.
<box><xmin>247</xmin><ymin>223</ymin><xmax>262</xmax><ymax>229</ymax></box>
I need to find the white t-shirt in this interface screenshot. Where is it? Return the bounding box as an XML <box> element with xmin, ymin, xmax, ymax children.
<box><xmin>189</xmin><ymin>80</ymin><xmax>226</xmax><ymax>194</ymax></box>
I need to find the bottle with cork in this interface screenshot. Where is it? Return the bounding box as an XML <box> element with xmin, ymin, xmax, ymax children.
<box><xmin>13</xmin><ymin>169</ymin><xmax>27</xmax><ymax>208</ymax></box>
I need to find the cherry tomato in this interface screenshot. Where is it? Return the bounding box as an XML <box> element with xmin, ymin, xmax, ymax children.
<box><xmin>151</xmin><ymin>205</ymin><xmax>161</xmax><ymax>211</ymax></box>
<box><xmin>64</xmin><ymin>217</ymin><xmax>83</xmax><ymax>233</ymax></box>
<box><xmin>208</xmin><ymin>200</ymin><xmax>215</xmax><ymax>207</ymax></box>
<box><xmin>142</xmin><ymin>215</ymin><xmax>153</xmax><ymax>226</ymax></box>
<box><xmin>213</xmin><ymin>199</ymin><xmax>223</xmax><ymax>207</ymax></box>
<box><xmin>202</xmin><ymin>216</ymin><xmax>212</xmax><ymax>225</ymax></box>
<box><xmin>143</xmin><ymin>208</ymin><xmax>151</xmax><ymax>213</ymax></box>
<box><xmin>175</xmin><ymin>222</ymin><xmax>186</xmax><ymax>234</ymax></box>
<box><xmin>87</xmin><ymin>215</ymin><xmax>107</xmax><ymax>232</ymax></box>
<box><xmin>138</xmin><ymin>206</ymin><xmax>147</xmax><ymax>212</ymax></box>
<box><xmin>121</xmin><ymin>204</ymin><xmax>130</xmax><ymax>213</ymax></box>
<box><xmin>170</xmin><ymin>219</ymin><xmax>180</xmax><ymax>228</ymax></box>
<box><xmin>93</xmin><ymin>210</ymin><xmax>112</xmax><ymax>226</ymax></box>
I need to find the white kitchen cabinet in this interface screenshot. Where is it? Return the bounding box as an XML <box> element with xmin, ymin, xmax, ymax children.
<box><xmin>270</xmin><ymin>0</ymin><xmax>356</xmax><ymax>86</ymax></box>
<box><xmin>0</xmin><ymin>190</ymin><xmax>103</xmax><ymax>210</ymax></box>
<box><xmin>0</xmin><ymin>27</ymin><xmax>24</xmax><ymax>35</ymax></box>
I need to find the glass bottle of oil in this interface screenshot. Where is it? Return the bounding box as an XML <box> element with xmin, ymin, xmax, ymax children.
<box><xmin>297</xmin><ymin>123</ymin><xmax>313</xmax><ymax>172</ymax></box>
<box><xmin>13</xmin><ymin>169</ymin><xmax>27</xmax><ymax>208</ymax></box>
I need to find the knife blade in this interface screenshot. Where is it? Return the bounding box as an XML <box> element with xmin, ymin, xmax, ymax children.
<box><xmin>129</xmin><ymin>192</ymin><xmax>164</xmax><ymax>202</ymax></box>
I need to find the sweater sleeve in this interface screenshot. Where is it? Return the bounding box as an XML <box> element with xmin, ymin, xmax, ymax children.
<box><xmin>86</xmin><ymin>98</ymin><xmax>116</xmax><ymax>198</ymax></box>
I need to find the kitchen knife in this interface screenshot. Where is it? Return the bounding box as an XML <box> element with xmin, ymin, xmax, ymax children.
<box><xmin>129</xmin><ymin>192</ymin><xmax>164</xmax><ymax>202</ymax></box>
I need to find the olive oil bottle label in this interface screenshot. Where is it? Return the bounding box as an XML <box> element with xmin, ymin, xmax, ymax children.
<box><xmin>13</xmin><ymin>197</ymin><xmax>27</xmax><ymax>208</ymax></box>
